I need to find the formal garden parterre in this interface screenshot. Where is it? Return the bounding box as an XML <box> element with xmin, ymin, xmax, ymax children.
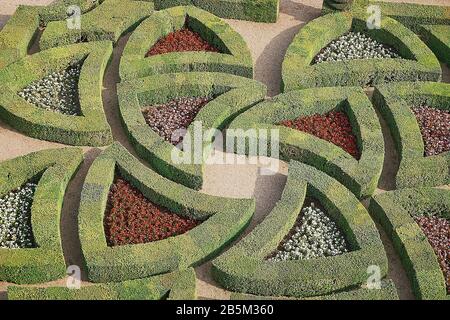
<box><xmin>0</xmin><ymin>0</ymin><xmax>449</xmax><ymax>301</ymax></box>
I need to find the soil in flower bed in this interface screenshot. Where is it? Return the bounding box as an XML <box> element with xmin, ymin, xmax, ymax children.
<box><xmin>18</xmin><ymin>62</ymin><xmax>82</xmax><ymax>116</ymax></box>
<box><xmin>146</xmin><ymin>23</ymin><xmax>221</xmax><ymax>57</ymax></box>
<box><xmin>142</xmin><ymin>96</ymin><xmax>213</xmax><ymax>145</ymax></box>
<box><xmin>0</xmin><ymin>179</ymin><xmax>38</xmax><ymax>249</ymax></box>
<box><xmin>411</xmin><ymin>105</ymin><xmax>450</xmax><ymax>156</ymax></box>
<box><xmin>313</xmin><ymin>32</ymin><xmax>401</xmax><ymax>64</ymax></box>
<box><xmin>267</xmin><ymin>199</ymin><xmax>349</xmax><ymax>262</ymax></box>
<box><xmin>414</xmin><ymin>215</ymin><xmax>450</xmax><ymax>294</ymax></box>
<box><xmin>104</xmin><ymin>176</ymin><xmax>202</xmax><ymax>247</ymax></box>
<box><xmin>279</xmin><ymin>110</ymin><xmax>361</xmax><ymax>159</ymax></box>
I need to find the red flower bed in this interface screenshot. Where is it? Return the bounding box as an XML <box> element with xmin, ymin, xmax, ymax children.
<box><xmin>414</xmin><ymin>215</ymin><xmax>450</xmax><ymax>294</ymax></box>
<box><xmin>104</xmin><ymin>177</ymin><xmax>201</xmax><ymax>247</ymax></box>
<box><xmin>280</xmin><ymin>111</ymin><xmax>360</xmax><ymax>159</ymax></box>
<box><xmin>146</xmin><ymin>27</ymin><xmax>220</xmax><ymax>57</ymax></box>
<box><xmin>411</xmin><ymin>105</ymin><xmax>450</xmax><ymax>156</ymax></box>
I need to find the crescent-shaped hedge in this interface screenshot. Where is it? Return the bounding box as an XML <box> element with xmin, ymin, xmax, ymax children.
<box><xmin>212</xmin><ymin>160</ymin><xmax>388</xmax><ymax>298</ymax></box>
<box><xmin>78</xmin><ymin>142</ymin><xmax>255</xmax><ymax>283</ymax></box>
<box><xmin>0</xmin><ymin>148</ymin><xmax>83</xmax><ymax>284</ymax></box>
<box><xmin>228</xmin><ymin>86</ymin><xmax>384</xmax><ymax>199</ymax></box>
<box><xmin>0</xmin><ymin>41</ymin><xmax>113</xmax><ymax>146</ymax></box>
<box><xmin>418</xmin><ymin>24</ymin><xmax>450</xmax><ymax>67</ymax></box>
<box><xmin>282</xmin><ymin>12</ymin><xmax>441</xmax><ymax>92</ymax></box>
<box><xmin>120</xmin><ymin>6</ymin><xmax>253</xmax><ymax>81</ymax></box>
<box><xmin>369</xmin><ymin>187</ymin><xmax>450</xmax><ymax>300</ymax></box>
<box><xmin>117</xmin><ymin>72</ymin><xmax>266</xmax><ymax>189</ymax></box>
<box><xmin>372</xmin><ymin>81</ymin><xmax>450</xmax><ymax>189</ymax></box>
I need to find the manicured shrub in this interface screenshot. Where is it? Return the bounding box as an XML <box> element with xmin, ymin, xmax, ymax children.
<box><xmin>0</xmin><ymin>41</ymin><xmax>113</xmax><ymax>146</ymax></box>
<box><xmin>212</xmin><ymin>160</ymin><xmax>388</xmax><ymax>298</ymax></box>
<box><xmin>0</xmin><ymin>148</ymin><xmax>83</xmax><ymax>284</ymax></box>
<box><xmin>282</xmin><ymin>12</ymin><xmax>441</xmax><ymax>92</ymax></box>
<box><xmin>369</xmin><ymin>187</ymin><xmax>450</xmax><ymax>300</ymax></box>
<box><xmin>372</xmin><ymin>81</ymin><xmax>450</xmax><ymax>188</ymax></box>
<box><xmin>120</xmin><ymin>6</ymin><xmax>253</xmax><ymax>81</ymax></box>
<box><xmin>228</xmin><ymin>86</ymin><xmax>384</xmax><ymax>199</ymax></box>
<box><xmin>117</xmin><ymin>72</ymin><xmax>266</xmax><ymax>189</ymax></box>
<box><xmin>418</xmin><ymin>24</ymin><xmax>450</xmax><ymax>67</ymax></box>
<box><xmin>78</xmin><ymin>142</ymin><xmax>255</xmax><ymax>282</ymax></box>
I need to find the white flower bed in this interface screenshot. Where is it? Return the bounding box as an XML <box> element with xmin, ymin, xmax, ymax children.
<box><xmin>18</xmin><ymin>63</ymin><xmax>82</xmax><ymax>116</ymax></box>
<box><xmin>0</xmin><ymin>182</ymin><xmax>37</xmax><ymax>249</ymax></box>
<box><xmin>268</xmin><ymin>202</ymin><xmax>348</xmax><ymax>262</ymax></box>
<box><xmin>314</xmin><ymin>32</ymin><xmax>400</xmax><ymax>64</ymax></box>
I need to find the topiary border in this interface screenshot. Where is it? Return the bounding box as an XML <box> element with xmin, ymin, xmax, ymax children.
<box><xmin>0</xmin><ymin>41</ymin><xmax>113</xmax><ymax>146</ymax></box>
<box><xmin>418</xmin><ymin>24</ymin><xmax>450</xmax><ymax>67</ymax></box>
<box><xmin>0</xmin><ymin>148</ymin><xmax>83</xmax><ymax>284</ymax></box>
<box><xmin>372</xmin><ymin>81</ymin><xmax>450</xmax><ymax>189</ymax></box>
<box><xmin>39</xmin><ymin>0</ymin><xmax>154</xmax><ymax>50</ymax></box>
<box><xmin>212</xmin><ymin>160</ymin><xmax>388</xmax><ymax>298</ymax></box>
<box><xmin>228</xmin><ymin>86</ymin><xmax>384</xmax><ymax>199</ymax></box>
<box><xmin>153</xmin><ymin>0</ymin><xmax>280</xmax><ymax>23</ymax></box>
<box><xmin>78</xmin><ymin>142</ymin><xmax>255</xmax><ymax>283</ymax></box>
<box><xmin>120</xmin><ymin>6</ymin><xmax>253</xmax><ymax>81</ymax></box>
<box><xmin>117</xmin><ymin>72</ymin><xmax>266</xmax><ymax>189</ymax></box>
<box><xmin>281</xmin><ymin>12</ymin><xmax>441</xmax><ymax>92</ymax></box>
<box><xmin>369</xmin><ymin>187</ymin><xmax>450</xmax><ymax>300</ymax></box>
<box><xmin>7</xmin><ymin>268</ymin><xmax>197</xmax><ymax>300</ymax></box>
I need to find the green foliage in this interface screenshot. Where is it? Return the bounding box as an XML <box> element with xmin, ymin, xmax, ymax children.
<box><xmin>372</xmin><ymin>81</ymin><xmax>450</xmax><ymax>189</ymax></box>
<box><xmin>120</xmin><ymin>6</ymin><xmax>253</xmax><ymax>81</ymax></box>
<box><xmin>370</xmin><ymin>188</ymin><xmax>450</xmax><ymax>300</ymax></box>
<box><xmin>418</xmin><ymin>25</ymin><xmax>450</xmax><ymax>67</ymax></box>
<box><xmin>0</xmin><ymin>41</ymin><xmax>113</xmax><ymax>146</ymax></box>
<box><xmin>0</xmin><ymin>148</ymin><xmax>83</xmax><ymax>284</ymax></box>
<box><xmin>212</xmin><ymin>160</ymin><xmax>387</xmax><ymax>298</ymax></box>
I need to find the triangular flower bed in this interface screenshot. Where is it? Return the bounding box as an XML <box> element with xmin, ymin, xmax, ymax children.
<box><xmin>78</xmin><ymin>142</ymin><xmax>255</xmax><ymax>283</ymax></box>
<box><xmin>212</xmin><ymin>161</ymin><xmax>387</xmax><ymax>298</ymax></box>
<box><xmin>370</xmin><ymin>187</ymin><xmax>450</xmax><ymax>300</ymax></box>
<box><xmin>282</xmin><ymin>12</ymin><xmax>441</xmax><ymax>91</ymax></box>
<box><xmin>0</xmin><ymin>41</ymin><xmax>113</xmax><ymax>146</ymax></box>
<box><xmin>373</xmin><ymin>81</ymin><xmax>450</xmax><ymax>188</ymax></box>
<box><xmin>228</xmin><ymin>86</ymin><xmax>384</xmax><ymax>199</ymax></box>
<box><xmin>0</xmin><ymin>148</ymin><xmax>83</xmax><ymax>284</ymax></box>
<box><xmin>117</xmin><ymin>72</ymin><xmax>266</xmax><ymax>190</ymax></box>
<box><xmin>120</xmin><ymin>6</ymin><xmax>253</xmax><ymax>80</ymax></box>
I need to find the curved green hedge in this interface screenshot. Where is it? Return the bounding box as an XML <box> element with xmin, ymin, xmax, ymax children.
<box><xmin>7</xmin><ymin>268</ymin><xmax>197</xmax><ymax>300</ymax></box>
<box><xmin>118</xmin><ymin>72</ymin><xmax>266</xmax><ymax>189</ymax></box>
<box><xmin>0</xmin><ymin>148</ymin><xmax>83</xmax><ymax>284</ymax></box>
<box><xmin>120</xmin><ymin>6</ymin><xmax>253</xmax><ymax>81</ymax></box>
<box><xmin>40</xmin><ymin>0</ymin><xmax>154</xmax><ymax>50</ymax></box>
<box><xmin>418</xmin><ymin>24</ymin><xmax>450</xmax><ymax>67</ymax></box>
<box><xmin>153</xmin><ymin>0</ymin><xmax>280</xmax><ymax>23</ymax></box>
<box><xmin>0</xmin><ymin>41</ymin><xmax>113</xmax><ymax>146</ymax></box>
<box><xmin>38</xmin><ymin>0</ymin><xmax>105</xmax><ymax>24</ymax></box>
<box><xmin>282</xmin><ymin>12</ymin><xmax>441</xmax><ymax>92</ymax></box>
<box><xmin>78</xmin><ymin>142</ymin><xmax>255</xmax><ymax>283</ymax></box>
<box><xmin>373</xmin><ymin>81</ymin><xmax>450</xmax><ymax>189</ymax></box>
<box><xmin>369</xmin><ymin>188</ymin><xmax>450</xmax><ymax>300</ymax></box>
<box><xmin>212</xmin><ymin>160</ymin><xmax>388</xmax><ymax>298</ymax></box>
<box><xmin>228</xmin><ymin>86</ymin><xmax>384</xmax><ymax>199</ymax></box>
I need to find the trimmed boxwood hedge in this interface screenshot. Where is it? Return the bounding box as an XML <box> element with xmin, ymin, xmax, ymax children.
<box><xmin>118</xmin><ymin>72</ymin><xmax>266</xmax><ymax>189</ymax></box>
<box><xmin>0</xmin><ymin>41</ymin><xmax>113</xmax><ymax>146</ymax></box>
<box><xmin>369</xmin><ymin>188</ymin><xmax>450</xmax><ymax>300</ymax></box>
<box><xmin>372</xmin><ymin>81</ymin><xmax>450</xmax><ymax>189</ymax></box>
<box><xmin>153</xmin><ymin>0</ymin><xmax>280</xmax><ymax>23</ymax></box>
<box><xmin>7</xmin><ymin>268</ymin><xmax>197</xmax><ymax>300</ymax></box>
<box><xmin>230</xmin><ymin>280</ymin><xmax>399</xmax><ymax>300</ymax></box>
<box><xmin>418</xmin><ymin>25</ymin><xmax>450</xmax><ymax>67</ymax></box>
<box><xmin>212</xmin><ymin>160</ymin><xmax>388</xmax><ymax>298</ymax></box>
<box><xmin>0</xmin><ymin>148</ymin><xmax>83</xmax><ymax>284</ymax></box>
<box><xmin>78</xmin><ymin>142</ymin><xmax>255</xmax><ymax>283</ymax></box>
<box><xmin>39</xmin><ymin>0</ymin><xmax>154</xmax><ymax>50</ymax></box>
<box><xmin>228</xmin><ymin>86</ymin><xmax>384</xmax><ymax>199</ymax></box>
<box><xmin>282</xmin><ymin>11</ymin><xmax>441</xmax><ymax>92</ymax></box>
<box><xmin>120</xmin><ymin>6</ymin><xmax>253</xmax><ymax>81</ymax></box>
<box><xmin>38</xmin><ymin>0</ymin><xmax>105</xmax><ymax>25</ymax></box>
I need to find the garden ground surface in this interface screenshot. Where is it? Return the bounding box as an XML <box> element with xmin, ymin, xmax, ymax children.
<box><xmin>0</xmin><ymin>0</ymin><xmax>449</xmax><ymax>300</ymax></box>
